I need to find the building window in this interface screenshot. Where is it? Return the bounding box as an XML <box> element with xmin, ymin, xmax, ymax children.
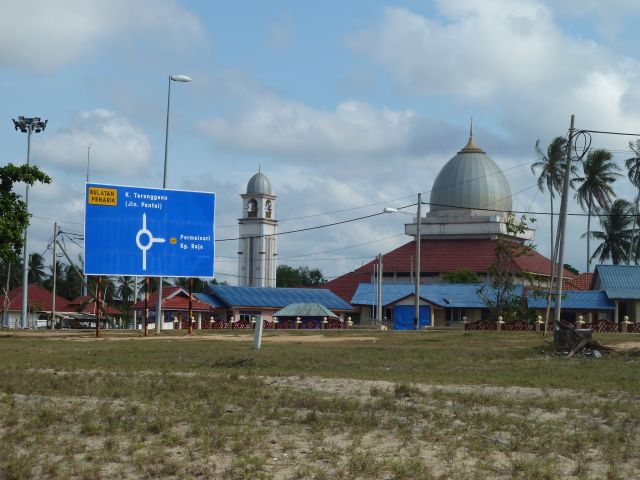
<box><xmin>239</xmin><ymin>310</ymin><xmax>261</xmax><ymax>321</ymax></box>
<box><xmin>265</xmin><ymin>200</ymin><xmax>273</xmax><ymax>219</ymax></box>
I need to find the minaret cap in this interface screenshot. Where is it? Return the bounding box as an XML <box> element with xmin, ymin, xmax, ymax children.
<box><xmin>458</xmin><ymin>118</ymin><xmax>485</xmax><ymax>154</ymax></box>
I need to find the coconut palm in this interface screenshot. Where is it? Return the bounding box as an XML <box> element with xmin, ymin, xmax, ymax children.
<box><xmin>532</xmin><ymin>137</ymin><xmax>574</xmax><ymax>261</ymax></box>
<box><xmin>586</xmin><ymin>199</ymin><xmax>635</xmax><ymax>264</ymax></box>
<box><xmin>625</xmin><ymin>140</ymin><xmax>640</xmax><ymax>263</ymax></box>
<box><xmin>28</xmin><ymin>253</ymin><xmax>47</xmax><ymax>285</ymax></box>
<box><xmin>573</xmin><ymin>149</ymin><xmax>620</xmax><ymax>273</ymax></box>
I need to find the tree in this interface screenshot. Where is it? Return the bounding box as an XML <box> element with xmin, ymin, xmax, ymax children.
<box><xmin>478</xmin><ymin>215</ymin><xmax>534</xmax><ymax>321</ymax></box>
<box><xmin>276</xmin><ymin>265</ymin><xmax>327</xmax><ymax>287</ymax></box>
<box><xmin>277</xmin><ymin>265</ymin><xmax>302</xmax><ymax>287</ymax></box>
<box><xmin>532</xmin><ymin>137</ymin><xmax>575</xmax><ymax>261</ymax></box>
<box><xmin>28</xmin><ymin>253</ymin><xmax>47</xmax><ymax>285</ymax></box>
<box><xmin>573</xmin><ymin>149</ymin><xmax>620</xmax><ymax>273</ymax></box>
<box><xmin>586</xmin><ymin>199</ymin><xmax>635</xmax><ymax>265</ymax></box>
<box><xmin>442</xmin><ymin>268</ymin><xmax>480</xmax><ymax>283</ymax></box>
<box><xmin>625</xmin><ymin>140</ymin><xmax>640</xmax><ymax>263</ymax></box>
<box><xmin>173</xmin><ymin>277</ymin><xmax>207</xmax><ymax>292</ymax></box>
<box><xmin>297</xmin><ymin>266</ymin><xmax>327</xmax><ymax>286</ymax></box>
<box><xmin>0</xmin><ymin>163</ymin><xmax>51</xmax><ymax>262</ymax></box>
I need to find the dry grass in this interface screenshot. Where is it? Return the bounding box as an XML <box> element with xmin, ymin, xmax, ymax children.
<box><xmin>0</xmin><ymin>330</ymin><xmax>639</xmax><ymax>479</ymax></box>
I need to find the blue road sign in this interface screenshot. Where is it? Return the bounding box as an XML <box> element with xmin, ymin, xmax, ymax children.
<box><xmin>85</xmin><ymin>183</ymin><xmax>215</xmax><ymax>277</ymax></box>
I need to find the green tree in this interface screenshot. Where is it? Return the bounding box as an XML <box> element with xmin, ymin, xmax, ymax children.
<box><xmin>532</xmin><ymin>137</ymin><xmax>576</xmax><ymax>260</ymax></box>
<box><xmin>28</xmin><ymin>253</ymin><xmax>47</xmax><ymax>285</ymax></box>
<box><xmin>573</xmin><ymin>149</ymin><xmax>620</xmax><ymax>273</ymax></box>
<box><xmin>0</xmin><ymin>163</ymin><xmax>51</xmax><ymax>262</ymax></box>
<box><xmin>625</xmin><ymin>140</ymin><xmax>640</xmax><ymax>263</ymax></box>
<box><xmin>276</xmin><ymin>265</ymin><xmax>327</xmax><ymax>287</ymax></box>
<box><xmin>173</xmin><ymin>277</ymin><xmax>208</xmax><ymax>292</ymax></box>
<box><xmin>441</xmin><ymin>268</ymin><xmax>480</xmax><ymax>283</ymax></box>
<box><xmin>297</xmin><ymin>266</ymin><xmax>327</xmax><ymax>286</ymax></box>
<box><xmin>276</xmin><ymin>265</ymin><xmax>302</xmax><ymax>287</ymax></box>
<box><xmin>478</xmin><ymin>215</ymin><xmax>534</xmax><ymax>321</ymax></box>
<box><xmin>586</xmin><ymin>199</ymin><xmax>635</xmax><ymax>265</ymax></box>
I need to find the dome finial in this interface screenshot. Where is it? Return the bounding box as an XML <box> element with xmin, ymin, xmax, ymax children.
<box><xmin>459</xmin><ymin>118</ymin><xmax>485</xmax><ymax>154</ymax></box>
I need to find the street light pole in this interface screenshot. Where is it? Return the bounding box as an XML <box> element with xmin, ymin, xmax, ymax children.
<box><xmin>83</xmin><ymin>142</ymin><xmax>92</xmax><ymax>297</ymax></box>
<box><xmin>12</xmin><ymin>116</ymin><xmax>47</xmax><ymax>329</ymax></box>
<box><xmin>414</xmin><ymin>193</ymin><xmax>422</xmax><ymax>330</ymax></box>
<box><xmin>155</xmin><ymin>74</ymin><xmax>191</xmax><ymax>335</ymax></box>
<box><xmin>382</xmin><ymin>193</ymin><xmax>423</xmax><ymax>330</ymax></box>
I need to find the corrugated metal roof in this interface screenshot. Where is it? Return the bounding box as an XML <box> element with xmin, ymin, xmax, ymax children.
<box><xmin>594</xmin><ymin>265</ymin><xmax>640</xmax><ymax>300</ymax></box>
<box><xmin>527</xmin><ymin>290</ymin><xmax>614</xmax><ymax>310</ymax></box>
<box><xmin>351</xmin><ymin>283</ymin><xmax>523</xmax><ymax>308</ymax></box>
<box><xmin>204</xmin><ymin>285</ymin><xmax>354</xmax><ymax>310</ymax></box>
<box><xmin>273</xmin><ymin>303</ymin><xmax>338</xmax><ymax>318</ymax></box>
<box><xmin>193</xmin><ymin>292</ymin><xmax>227</xmax><ymax>309</ymax></box>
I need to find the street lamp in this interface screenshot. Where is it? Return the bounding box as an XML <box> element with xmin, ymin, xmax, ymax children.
<box><xmin>156</xmin><ymin>75</ymin><xmax>191</xmax><ymax>334</ymax></box>
<box><xmin>383</xmin><ymin>192</ymin><xmax>422</xmax><ymax>330</ymax></box>
<box><xmin>12</xmin><ymin>116</ymin><xmax>47</xmax><ymax>329</ymax></box>
<box><xmin>83</xmin><ymin>142</ymin><xmax>93</xmax><ymax>297</ymax></box>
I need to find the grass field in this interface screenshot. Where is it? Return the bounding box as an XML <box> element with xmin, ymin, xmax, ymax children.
<box><xmin>0</xmin><ymin>329</ymin><xmax>638</xmax><ymax>479</ymax></box>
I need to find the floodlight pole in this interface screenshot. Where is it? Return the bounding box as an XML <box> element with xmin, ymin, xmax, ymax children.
<box><xmin>156</xmin><ymin>75</ymin><xmax>191</xmax><ymax>334</ymax></box>
<box><xmin>414</xmin><ymin>193</ymin><xmax>422</xmax><ymax>330</ymax></box>
<box><xmin>12</xmin><ymin>116</ymin><xmax>47</xmax><ymax>328</ymax></box>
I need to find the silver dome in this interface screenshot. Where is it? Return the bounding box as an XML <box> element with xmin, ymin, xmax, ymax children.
<box><xmin>429</xmin><ymin>135</ymin><xmax>512</xmax><ymax>214</ymax></box>
<box><xmin>246</xmin><ymin>172</ymin><xmax>271</xmax><ymax>195</ymax></box>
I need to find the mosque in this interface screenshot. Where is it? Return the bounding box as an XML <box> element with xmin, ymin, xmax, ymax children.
<box><xmin>323</xmin><ymin>128</ymin><xmax>576</xmax><ymax>310</ymax></box>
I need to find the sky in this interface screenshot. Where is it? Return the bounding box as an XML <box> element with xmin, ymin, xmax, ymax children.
<box><xmin>3</xmin><ymin>0</ymin><xmax>640</xmax><ymax>284</ymax></box>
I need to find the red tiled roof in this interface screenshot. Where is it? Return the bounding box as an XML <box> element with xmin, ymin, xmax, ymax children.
<box><xmin>322</xmin><ymin>271</ymin><xmax>372</xmax><ymax>306</ymax></box>
<box><xmin>323</xmin><ymin>238</ymin><xmax>576</xmax><ymax>303</ymax></box>
<box><xmin>1</xmin><ymin>284</ymin><xmax>71</xmax><ymax>312</ymax></box>
<box><xmin>130</xmin><ymin>287</ymin><xmax>216</xmax><ymax>312</ymax></box>
<box><xmin>564</xmin><ymin>273</ymin><xmax>594</xmax><ymax>291</ymax></box>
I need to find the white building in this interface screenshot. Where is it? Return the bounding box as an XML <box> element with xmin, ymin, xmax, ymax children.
<box><xmin>237</xmin><ymin>171</ymin><xmax>278</xmax><ymax>287</ymax></box>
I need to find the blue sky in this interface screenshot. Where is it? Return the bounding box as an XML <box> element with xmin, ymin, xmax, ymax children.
<box><xmin>3</xmin><ymin>0</ymin><xmax>640</xmax><ymax>283</ymax></box>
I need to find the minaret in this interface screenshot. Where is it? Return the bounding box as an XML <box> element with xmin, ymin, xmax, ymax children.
<box><xmin>237</xmin><ymin>170</ymin><xmax>277</xmax><ymax>287</ymax></box>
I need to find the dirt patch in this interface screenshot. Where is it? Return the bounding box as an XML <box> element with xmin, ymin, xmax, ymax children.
<box><xmin>608</xmin><ymin>341</ymin><xmax>640</xmax><ymax>351</ymax></box>
<box><xmin>4</xmin><ymin>331</ymin><xmax>378</xmax><ymax>344</ymax></box>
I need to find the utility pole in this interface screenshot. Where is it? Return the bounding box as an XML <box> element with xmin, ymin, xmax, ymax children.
<box><xmin>414</xmin><ymin>192</ymin><xmax>422</xmax><ymax>330</ymax></box>
<box><xmin>377</xmin><ymin>254</ymin><xmax>383</xmax><ymax>325</ymax></box>
<box><xmin>553</xmin><ymin>114</ymin><xmax>575</xmax><ymax>337</ymax></box>
<box><xmin>132</xmin><ymin>277</ymin><xmax>138</xmax><ymax>330</ymax></box>
<box><xmin>51</xmin><ymin>223</ymin><xmax>58</xmax><ymax>329</ymax></box>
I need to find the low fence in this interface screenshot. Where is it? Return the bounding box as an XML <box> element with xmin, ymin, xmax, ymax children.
<box><xmin>180</xmin><ymin>318</ymin><xmax>346</xmax><ymax>330</ymax></box>
<box><xmin>464</xmin><ymin>319</ymin><xmax>640</xmax><ymax>333</ymax></box>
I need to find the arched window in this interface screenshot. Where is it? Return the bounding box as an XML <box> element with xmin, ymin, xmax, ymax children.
<box><xmin>247</xmin><ymin>199</ymin><xmax>258</xmax><ymax>218</ymax></box>
<box><xmin>265</xmin><ymin>200</ymin><xmax>273</xmax><ymax>219</ymax></box>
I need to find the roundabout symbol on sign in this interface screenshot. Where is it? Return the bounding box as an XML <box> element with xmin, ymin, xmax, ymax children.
<box><xmin>135</xmin><ymin>213</ymin><xmax>166</xmax><ymax>271</ymax></box>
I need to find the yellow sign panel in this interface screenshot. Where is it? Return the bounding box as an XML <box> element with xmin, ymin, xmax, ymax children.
<box><xmin>88</xmin><ymin>187</ymin><xmax>118</xmax><ymax>206</ymax></box>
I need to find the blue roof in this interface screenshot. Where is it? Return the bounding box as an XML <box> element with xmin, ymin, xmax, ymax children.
<box><xmin>193</xmin><ymin>292</ymin><xmax>227</xmax><ymax>309</ymax></box>
<box><xmin>594</xmin><ymin>265</ymin><xmax>640</xmax><ymax>300</ymax></box>
<box><xmin>351</xmin><ymin>283</ymin><xmax>523</xmax><ymax>308</ymax></box>
<box><xmin>527</xmin><ymin>290</ymin><xmax>615</xmax><ymax>310</ymax></box>
<box><xmin>202</xmin><ymin>284</ymin><xmax>354</xmax><ymax>310</ymax></box>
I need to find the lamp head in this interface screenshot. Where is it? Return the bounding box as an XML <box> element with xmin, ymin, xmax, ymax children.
<box><xmin>170</xmin><ymin>74</ymin><xmax>192</xmax><ymax>82</ymax></box>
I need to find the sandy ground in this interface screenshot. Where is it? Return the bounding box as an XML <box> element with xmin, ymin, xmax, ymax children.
<box><xmin>2</xmin><ymin>330</ymin><xmax>378</xmax><ymax>344</ymax></box>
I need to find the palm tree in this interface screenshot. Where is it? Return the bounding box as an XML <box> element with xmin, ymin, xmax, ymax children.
<box><xmin>625</xmin><ymin>140</ymin><xmax>640</xmax><ymax>263</ymax></box>
<box><xmin>28</xmin><ymin>253</ymin><xmax>47</xmax><ymax>285</ymax></box>
<box><xmin>586</xmin><ymin>199</ymin><xmax>635</xmax><ymax>264</ymax></box>
<box><xmin>574</xmin><ymin>149</ymin><xmax>620</xmax><ymax>273</ymax></box>
<box><xmin>532</xmin><ymin>137</ymin><xmax>571</xmax><ymax>260</ymax></box>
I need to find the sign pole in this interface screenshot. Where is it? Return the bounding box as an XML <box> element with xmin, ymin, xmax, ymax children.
<box><xmin>96</xmin><ymin>275</ymin><xmax>102</xmax><ymax>338</ymax></box>
<box><xmin>144</xmin><ymin>277</ymin><xmax>149</xmax><ymax>337</ymax></box>
<box><xmin>188</xmin><ymin>278</ymin><xmax>193</xmax><ymax>334</ymax></box>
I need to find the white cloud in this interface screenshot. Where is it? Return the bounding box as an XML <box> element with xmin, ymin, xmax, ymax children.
<box><xmin>34</xmin><ymin>109</ymin><xmax>152</xmax><ymax>178</ymax></box>
<box><xmin>0</xmin><ymin>0</ymin><xmax>205</xmax><ymax>71</ymax></box>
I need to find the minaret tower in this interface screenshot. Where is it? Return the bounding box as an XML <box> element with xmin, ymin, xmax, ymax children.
<box><xmin>238</xmin><ymin>170</ymin><xmax>277</xmax><ymax>287</ymax></box>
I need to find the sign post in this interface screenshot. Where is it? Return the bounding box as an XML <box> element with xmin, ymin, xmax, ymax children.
<box><xmin>85</xmin><ymin>183</ymin><xmax>215</xmax><ymax>334</ymax></box>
